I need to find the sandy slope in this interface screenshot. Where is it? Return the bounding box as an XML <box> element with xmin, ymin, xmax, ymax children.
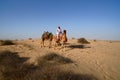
<box><xmin>0</xmin><ymin>39</ymin><xmax>120</xmax><ymax>80</ymax></box>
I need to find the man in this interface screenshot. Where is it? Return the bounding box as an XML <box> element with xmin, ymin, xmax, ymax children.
<box><xmin>56</xmin><ymin>26</ymin><xmax>62</xmax><ymax>40</ymax></box>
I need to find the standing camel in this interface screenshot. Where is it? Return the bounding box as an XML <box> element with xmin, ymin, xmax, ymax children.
<box><xmin>40</xmin><ymin>31</ymin><xmax>53</xmax><ymax>48</ymax></box>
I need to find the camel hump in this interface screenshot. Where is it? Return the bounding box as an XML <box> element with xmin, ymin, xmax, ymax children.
<box><xmin>41</xmin><ymin>31</ymin><xmax>53</xmax><ymax>39</ymax></box>
<box><xmin>48</xmin><ymin>32</ymin><xmax>53</xmax><ymax>37</ymax></box>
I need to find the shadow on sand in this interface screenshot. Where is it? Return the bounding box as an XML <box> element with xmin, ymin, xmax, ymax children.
<box><xmin>67</xmin><ymin>44</ymin><xmax>91</xmax><ymax>49</ymax></box>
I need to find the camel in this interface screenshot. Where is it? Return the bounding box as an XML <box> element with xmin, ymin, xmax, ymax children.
<box><xmin>40</xmin><ymin>31</ymin><xmax>53</xmax><ymax>48</ymax></box>
<box><xmin>40</xmin><ymin>30</ymin><xmax>67</xmax><ymax>50</ymax></box>
<box><xmin>54</xmin><ymin>30</ymin><xmax>67</xmax><ymax>50</ymax></box>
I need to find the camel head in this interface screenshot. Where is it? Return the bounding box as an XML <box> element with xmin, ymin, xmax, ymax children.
<box><xmin>63</xmin><ymin>30</ymin><xmax>66</xmax><ymax>34</ymax></box>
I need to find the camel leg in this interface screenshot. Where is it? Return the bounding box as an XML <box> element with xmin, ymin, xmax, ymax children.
<box><xmin>54</xmin><ymin>41</ymin><xmax>59</xmax><ymax>50</ymax></box>
<box><xmin>61</xmin><ymin>42</ymin><xmax>66</xmax><ymax>52</ymax></box>
<box><xmin>40</xmin><ymin>41</ymin><xmax>42</xmax><ymax>48</ymax></box>
<box><xmin>41</xmin><ymin>40</ymin><xmax>44</xmax><ymax>48</ymax></box>
<box><xmin>49</xmin><ymin>41</ymin><xmax>52</xmax><ymax>48</ymax></box>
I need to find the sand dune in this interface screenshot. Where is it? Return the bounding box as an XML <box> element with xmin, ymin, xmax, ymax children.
<box><xmin>0</xmin><ymin>39</ymin><xmax>120</xmax><ymax>80</ymax></box>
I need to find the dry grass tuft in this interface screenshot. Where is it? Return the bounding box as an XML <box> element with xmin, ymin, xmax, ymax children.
<box><xmin>28</xmin><ymin>38</ymin><xmax>32</xmax><ymax>40</ymax></box>
<box><xmin>36</xmin><ymin>53</ymin><xmax>73</xmax><ymax>66</ymax></box>
<box><xmin>25</xmin><ymin>66</ymin><xmax>97</xmax><ymax>80</ymax></box>
<box><xmin>77</xmin><ymin>38</ymin><xmax>90</xmax><ymax>44</ymax></box>
<box><xmin>0</xmin><ymin>40</ymin><xmax>15</xmax><ymax>46</ymax></box>
<box><xmin>0</xmin><ymin>51</ymin><xmax>32</xmax><ymax>80</ymax></box>
<box><xmin>23</xmin><ymin>43</ymin><xmax>34</xmax><ymax>50</ymax></box>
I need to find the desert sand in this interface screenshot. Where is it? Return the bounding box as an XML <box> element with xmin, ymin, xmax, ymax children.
<box><xmin>0</xmin><ymin>38</ymin><xmax>120</xmax><ymax>80</ymax></box>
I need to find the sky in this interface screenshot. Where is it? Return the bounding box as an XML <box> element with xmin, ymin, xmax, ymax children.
<box><xmin>0</xmin><ymin>0</ymin><xmax>120</xmax><ymax>40</ymax></box>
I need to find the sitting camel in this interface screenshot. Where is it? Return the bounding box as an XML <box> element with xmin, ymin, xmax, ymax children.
<box><xmin>40</xmin><ymin>31</ymin><xmax>53</xmax><ymax>48</ymax></box>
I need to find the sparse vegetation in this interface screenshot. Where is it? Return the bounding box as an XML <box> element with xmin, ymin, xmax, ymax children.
<box><xmin>0</xmin><ymin>40</ymin><xmax>15</xmax><ymax>46</ymax></box>
<box><xmin>93</xmin><ymin>39</ymin><xmax>96</xmax><ymax>42</ymax></box>
<box><xmin>77</xmin><ymin>38</ymin><xmax>90</xmax><ymax>44</ymax></box>
<box><xmin>0</xmin><ymin>51</ymin><xmax>32</xmax><ymax>80</ymax></box>
<box><xmin>36</xmin><ymin>53</ymin><xmax>73</xmax><ymax>67</ymax></box>
<box><xmin>72</xmin><ymin>37</ymin><xmax>75</xmax><ymax>39</ymax></box>
<box><xmin>0</xmin><ymin>51</ymin><xmax>97</xmax><ymax>80</ymax></box>
<box><xmin>28</xmin><ymin>38</ymin><xmax>32</xmax><ymax>40</ymax></box>
<box><xmin>0</xmin><ymin>40</ymin><xmax>3</xmax><ymax>42</ymax></box>
<box><xmin>22</xmin><ymin>43</ymin><xmax>34</xmax><ymax>50</ymax></box>
<box><xmin>15</xmin><ymin>39</ymin><xmax>18</xmax><ymax>41</ymax></box>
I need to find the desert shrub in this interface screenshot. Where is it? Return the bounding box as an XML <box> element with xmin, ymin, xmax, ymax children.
<box><xmin>36</xmin><ymin>53</ymin><xmax>73</xmax><ymax>66</ymax></box>
<box><xmin>22</xmin><ymin>43</ymin><xmax>34</xmax><ymax>50</ymax></box>
<box><xmin>25</xmin><ymin>66</ymin><xmax>97</xmax><ymax>80</ymax></box>
<box><xmin>0</xmin><ymin>40</ymin><xmax>15</xmax><ymax>45</ymax></box>
<box><xmin>29</xmin><ymin>66</ymin><xmax>67</xmax><ymax>80</ymax></box>
<box><xmin>15</xmin><ymin>39</ymin><xmax>18</xmax><ymax>41</ymax></box>
<box><xmin>0</xmin><ymin>51</ymin><xmax>31</xmax><ymax>80</ymax></box>
<box><xmin>28</xmin><ymin>38</ymin><xmax>32</xmax><ymax>40</ymax></box>
<box><xmin>0</xmin><ymin>40</ymin><xmax>3</xmax><ymax>42</ymax></box>
<box><xmin>93</xmin><ymin>39</ymin><xmax>96</xmax><ymax>42</ymax></box>
<box><xmin>77</xmin><ymin>38</ymin><xmax>90</xmax><ymax>44</ymax></box>
<box><xmin>0</xmin><ymin>40</ymin><xmax>3</xmax><ymax>45</ymax></box>
<box><xmin>72</xmin><ymin>37</ymin><xmax>75</xmax><ymax>39</ymax></box>
<box><xmin>109</xmin><ymin>41</ymin><xmax>112</xmax><ymax>43</ymax></box>
<box><xmin>0</xmin><ymin>51</ymin><xmax>22</xmax><ymax>67</ymax></box>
